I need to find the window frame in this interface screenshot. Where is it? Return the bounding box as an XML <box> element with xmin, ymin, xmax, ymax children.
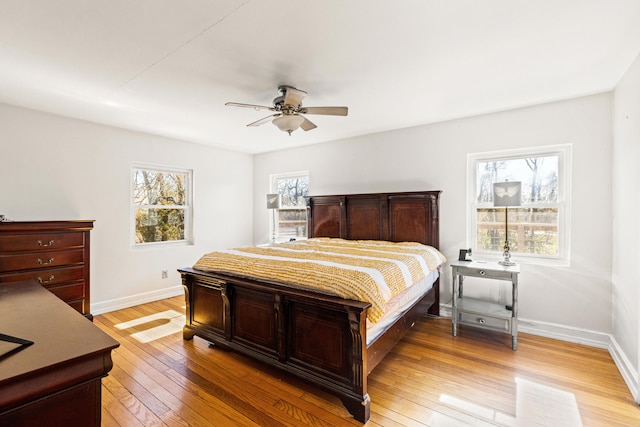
<box><xmin>131</xmin><ymin>163</ymin><xmax>193</xmax><ymax>248</ymax></box>
<box><xmin>467</xmin><ymin>144</ymin><xmax>572</xmax><ymax>266</ymax></box>
<box><xmin>270</xmin><ymin>171</ymin><xmax>309</xmax><ymax>241</ymax></box>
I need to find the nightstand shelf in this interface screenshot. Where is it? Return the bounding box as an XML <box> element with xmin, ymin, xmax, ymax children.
<box><xmin>451</xmin><ymin>261</ymin><xmax>520</xmax><ymax>350</ymax></box>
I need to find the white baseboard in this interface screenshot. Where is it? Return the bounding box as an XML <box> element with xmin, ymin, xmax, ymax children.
<box><xmin>516</xmin><ymin>318</ymin><xmax>610</xmax><ymax>349</ymax></box>
<box><xmin>439</xmin><ymin>304</ymin><xmax>453</xmax><ymax>318</ymax></box>
<box><xmin>439</xmin><ymin>304</ymin><xmax>609</xmax><ymax>348</ymax></box>
<box><xmin>91</xmin><ymin>285</ymin><xmax>184</xmax><ymax>315</ymax></box>
<box><xmin>438</xmin><ymin>303</ymin><xmax>638</xmax><ymax>404</ymax></box>
<box><xmin>609</xmin><ymin>335</ymin><xmax>640</xmax><ymax>404</ymax></box>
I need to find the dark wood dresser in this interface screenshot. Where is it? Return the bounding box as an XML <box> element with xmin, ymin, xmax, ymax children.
<box><xmin>0</xmin><ymin>220</ymin><xmax>94</xmax><ymax>318</ymax></box>
<box><xmin>0</xmin><ymin>280</ymin><xmax>119</xmax><ymax>426</ymax></box>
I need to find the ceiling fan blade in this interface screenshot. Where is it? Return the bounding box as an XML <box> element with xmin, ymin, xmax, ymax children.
<box><xmin>226</xmin><ymin>102</ymin><xmax>275</xmax><ymax>111</ymax></box>
<box><xmin>298</xmin><ymin>106</ymin><xmax>348</xmax><ymax>116</ymax></box>
<box><xmin>247</xmin><ymin>114</ymin><xmax>280</xmax><ymax>127</ymax></box>
<box><xmin>300</xmin><ymin>116</ymin><xmax>317</xmax><ymax>131</ymax></box>
<box><xmin>282</xmin><ymin>86</ymin><xmax>307</xmax><ymax>107</ymax></box>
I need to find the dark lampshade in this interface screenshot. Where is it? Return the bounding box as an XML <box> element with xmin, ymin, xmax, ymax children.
<box><xmin>493</xmin><ymin>181</ymin><xmax>522</xmax><ymax>207</ymax></box>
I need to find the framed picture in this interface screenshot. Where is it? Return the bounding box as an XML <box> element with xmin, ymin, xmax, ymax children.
<box><xmin>458</xmin><ymin>248</ymin><xmax>472</xmax><ymax>261</ymax></box>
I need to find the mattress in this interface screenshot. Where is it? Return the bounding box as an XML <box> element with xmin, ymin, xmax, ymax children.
<box><xmin>366</xmin><ymin>268</ymin><xmax>439</xmax><ymax>346</ymax></box>
<box><xmin>193</xmin><ymin>238</ymin><xmax>446</xmax><ymax>324</ymax></box>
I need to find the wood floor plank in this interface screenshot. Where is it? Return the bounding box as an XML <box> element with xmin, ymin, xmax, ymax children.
<box><xmin>96</xmin><ymin>296</ymin><xmax>640</xmax><ymax>426</ymax></box>
<box><xmin>101</xmin><ymin>382</ymin><xmax>149</xmax><ymax>427</ymax></box>
<box><xmin>163</xmin><ymin>339</ymin><xmax>356</xmax><ymax>426</ymax></box>
<box><xmin>111</xmin><ymin>345</ymin><xmax>244</xmax><ymax>426</ymax></box>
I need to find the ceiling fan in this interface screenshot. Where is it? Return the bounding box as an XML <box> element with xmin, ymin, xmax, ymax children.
<box><xmin>225</xmin><ymin>85</ymin><xmax>348</xmax><ymax>135</ymax></box>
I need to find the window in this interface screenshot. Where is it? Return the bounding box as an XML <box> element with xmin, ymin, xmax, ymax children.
<box><xmin>468</xmin><ymin>145</ymin><xmax>571</xmax><ymax>265</ymax></box>
<box><xmin>271</xmin><ymin>171</ymin><xmax>309</xmax><ymax>240</ymax></box>
<box><xmin>132</xmin><ymin>165</ymin><xmax>192</xmax><ymax>246</ymax></box>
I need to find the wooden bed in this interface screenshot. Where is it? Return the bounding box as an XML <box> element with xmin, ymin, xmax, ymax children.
<box><xmin>178</xmin><ymin>190</ymin><xmax>442</xmax><ymax>423</ymax></box>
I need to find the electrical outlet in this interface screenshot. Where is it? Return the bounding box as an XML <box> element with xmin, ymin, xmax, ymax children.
<box><xmin>161</xmin><ymin>270</ymin><xmax>168</xmax><ymax>279</ymax></box>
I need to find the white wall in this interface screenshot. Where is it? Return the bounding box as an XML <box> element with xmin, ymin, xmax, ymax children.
<box><xmin>612</xmin><ymin>52</ymin><xmax>640</xmax><ymax>401</ymax></box>
<box><xmin>254</xmin><ymin>93</ymin><xmax>614</xmax><ymax>343</ymax></box>
<box><xmin>0</xmin><ymin>86</ymin><xmax>627</xmax><ymax>389</ymax></box>
<box><xmin>0</xmin><ymin>102</ymin><xmax>254</xmax><ymax>314</ymax></box>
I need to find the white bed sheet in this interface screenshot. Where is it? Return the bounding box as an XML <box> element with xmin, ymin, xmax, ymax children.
<box><xmin>366</xmin><ymin>268</ymin><xmax>440</xmax><ymax>346</ymax></box>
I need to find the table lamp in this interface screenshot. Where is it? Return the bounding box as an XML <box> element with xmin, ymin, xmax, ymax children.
<box><xmin>266</xmin><ymin>193</ymin><xmax>281</xmax><ymax>243</ymax></box>
<box><xmin>493</xmin><ymin>181</ymin><xmax>521</xmax><ymax>266</ymax></box>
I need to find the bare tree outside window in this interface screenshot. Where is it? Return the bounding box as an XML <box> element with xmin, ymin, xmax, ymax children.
<box><xmin>271</xmin><ymin>172</ymin><xmax>309</xmax><ymax>239</ymax></box>
<box><xmin>133</xmin><ymin>166</ymin><xmax>192</xmax><ymax>245</ymax></box>
<box><xmin>472</xmin><ymin>147</ymin><xmax>569</xmax><ymax>262</ymax></box>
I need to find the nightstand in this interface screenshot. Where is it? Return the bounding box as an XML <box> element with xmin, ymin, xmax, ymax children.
<box><xmin>451</xmin><ymin>261</ymin><xmax>520</xmax><ymax>350</ymax></box>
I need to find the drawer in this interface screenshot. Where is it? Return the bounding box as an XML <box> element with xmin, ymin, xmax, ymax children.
<box><xmin>46</xmin><ymin>282</ymin><xmax>86</xmax><ymax>302</ymax></box>
<box><xmin>458</xmin><ymin>311</ymin><xmax>511</xmax><ymax>333</ymax></box>
<box><xmin>0</xmin><ymin>249</ymin><xmax>84</xmax><ymax>271</ymax></box>
<box><xmin>0</xmin><ymin>232</ymin><xmax>85</xmax><ymax>252</ymax></box>
<box><xmin>65</xmin><ymin>298</ymin><xmax>85</xmax><ymax>314</ymax></box>
<box><xmin>456</xmin><ymin>268</ymin><xmax>514</xmax><ymax>280</ymax></box>
<box><xmin>0</xmin><ymin>265</ymin><xmax>85</xmax><ymax>285</ymax></box>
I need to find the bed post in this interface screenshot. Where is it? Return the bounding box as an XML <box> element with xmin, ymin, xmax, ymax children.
<box><xmin>275</xmin><ymin>294</ymin><xmax>288</xmax><ymax>363</ymax></box>
<box><xmin>220</xmin><ymin>283</ymin><xmax>232</xmax><ymax>341</ymax></box>
<box><xmin>182</xmin><ymin>275</ymin><xmax>195</xmax><ymax>340</ymax></box>
<box><xmin>342</xmin><ymin>305</ymin><xmax>371</xmax><ymax>423</ymax></box>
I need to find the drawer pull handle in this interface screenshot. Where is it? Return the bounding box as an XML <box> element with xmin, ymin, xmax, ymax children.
<box><xmin>479</xmin><ymin>270</ymin><xmax>486</xmax><ymax>276</ymax></box>
<box><xmin>37</xmin><ymin>240</ymin><xmax>54</xmax><ymax>247</ymax></box>
<box><xmin>37</xmin><ymin>258</ymin><xmax>54</xmax><ymax>265</ymax></box>
<box><xmin>478</xmin><ymin>318</ymin><xmax>486</xmax><ymax>324</ymax></box>
<box><xmin>37</xmin><ymin>275</ymin><xmax>55</xmax><ymax>284</ymax></box>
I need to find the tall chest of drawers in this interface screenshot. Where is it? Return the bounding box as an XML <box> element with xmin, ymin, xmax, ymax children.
<box><xmin>0</xmin><ymin>220</ymin><xmax>94</xmax><ymax>319</ymax></box>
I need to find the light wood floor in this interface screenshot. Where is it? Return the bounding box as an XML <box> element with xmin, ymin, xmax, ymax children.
<box><xmin>95</xmin><ymin>296</ymin><xmax>639</xmax><ymax>426</ymax></box>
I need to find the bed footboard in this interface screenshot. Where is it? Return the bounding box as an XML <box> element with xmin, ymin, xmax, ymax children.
<box><xmin>180</xmin><ymin>267</ymin><xmax>373</xmax><ymax>422</ymax></box>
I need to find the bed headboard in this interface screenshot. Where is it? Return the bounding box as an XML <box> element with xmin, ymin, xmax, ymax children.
<box><xmin>306</xmin><ymin>190</ymin><xmax>441</xmax><ymax>248</ymax></box>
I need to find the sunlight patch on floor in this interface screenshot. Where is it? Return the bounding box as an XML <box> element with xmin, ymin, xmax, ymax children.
<box><xmin>114</xmin><ymin>309</ymin><xmax>185</xmax><ymax>343</ymax></box>
<box><xmin>515</xmin><ymin>377</ymin><xmax>583</xmax><ymax>426</ymax></box>
<box><xmin>431</xmin><ymin>377</ymin><xmax>583</xmax><ymax>427</ymax></box>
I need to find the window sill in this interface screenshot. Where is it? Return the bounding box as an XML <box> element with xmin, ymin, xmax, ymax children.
<box><xmin>131</xmin><ymin>240</ymin><xmax>192</xmax><ymax>250</ymax></box>
<box><xmin>474</xmin><ymin>253</ymin><xmax>570</xmax><ymax>268</ymax></box>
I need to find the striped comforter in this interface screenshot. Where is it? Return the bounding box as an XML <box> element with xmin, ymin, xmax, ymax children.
<box><xmin>193</xmin><ymin>238</ymin><xmax>446</xmax><ymax>324</ymax></box>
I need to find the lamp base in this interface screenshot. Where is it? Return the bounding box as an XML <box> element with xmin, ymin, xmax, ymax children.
<box><xmin>499</xmin><ymin>248</ymin><xmax>517</xmax><ymax>266</ymax></box>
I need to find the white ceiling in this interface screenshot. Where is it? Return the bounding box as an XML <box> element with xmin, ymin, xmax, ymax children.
<box><xmin>1</xmin><ymin>1</ymin><xmax>639</xmax><ymax>154</ymax></box>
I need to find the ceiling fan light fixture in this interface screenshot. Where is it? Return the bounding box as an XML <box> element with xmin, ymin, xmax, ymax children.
<box><xmin>272</xmin><ymin>114</ymin><xmax>305</xmax><ymax>135</ymax></box>
<box><xmin>226</xmin><ymin>85</ymin><xmax>347</xmax><ymax>134</ymax></box>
